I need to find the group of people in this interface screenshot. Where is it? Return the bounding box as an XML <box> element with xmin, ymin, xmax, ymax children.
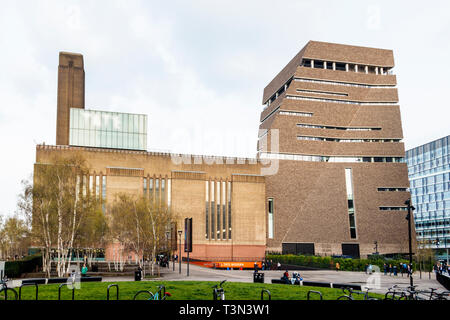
<box><xmin>434</xmin><ymin>262</ymin><xmax>450</xmax><ymax>274</ymax></box>
<box><xmin>280</xmin><ymin>270</ymin><xmax>303</xmax><ymax>284</ymax></box>
<box><xmin>382</xmin><ymin>263</ymin><xmax>412</xmax><ymax>276</ymax></box>
<box><xmin>252</xmin><ymin>259</ymin><xmax>283</xmax><ymax>271</ymax></box>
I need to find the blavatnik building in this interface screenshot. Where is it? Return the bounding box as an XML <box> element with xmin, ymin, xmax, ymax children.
<box><xmin>34</xmin><ymin>41</ymin><xmax>415</xmax><ymax>262</ymax></box>
<box><xmin>258</xmin><ymin>41</ymin><xmax>415</xmax><ymax>258</ymax></box>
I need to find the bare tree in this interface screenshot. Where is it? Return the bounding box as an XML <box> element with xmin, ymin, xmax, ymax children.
<box><xmin>109</xmin><ymin>193</ymin><xmax>174</xmax><ymax>275</ymax></box>
<box><xmin>0</xmin><ymin>214</ymin><xmax>30</xmax><ymax>260</ymax></box>
<box><xmin>21</xmin><ymin>153</ymin><xmax>100</xmax><ymax>277</ymax></box>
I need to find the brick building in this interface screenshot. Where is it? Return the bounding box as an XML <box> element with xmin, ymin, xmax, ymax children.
<box><xmin>34</xmin><ymin>41</ymin><xmax>415</xmax><ymax>262</ymax></box>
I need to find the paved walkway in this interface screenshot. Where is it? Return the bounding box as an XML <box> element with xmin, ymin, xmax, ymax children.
<box><xmin>101</xmin><ymin>262</ymin><xmax>446</xmax><ymax>294</ymax></box>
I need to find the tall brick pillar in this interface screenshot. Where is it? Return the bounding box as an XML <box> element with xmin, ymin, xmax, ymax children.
<box><xmin>56</xmin><ymin>52</ymin><xmax>85</xmax><ymax>145</ymax></box>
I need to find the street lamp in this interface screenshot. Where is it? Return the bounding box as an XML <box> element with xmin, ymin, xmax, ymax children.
<box><xmin>405</xmin><ymin>199</ymin><xmax>415</xmax><ymax>287</ymax></box>
<box><xmin>178</xmin><ymin>230</ymin><xmax>182</xmax><ymax>274</ymax></box>
<box><xmin>165</xmin><ymin>231</ymin><xmax>170</xmax><ymax>269</ymax></box>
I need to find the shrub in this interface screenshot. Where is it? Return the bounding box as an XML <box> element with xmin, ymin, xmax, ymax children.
<box><xmin>266</xmin><ymin>254</ymin><xmax>415</xmax><ymax>272</ymax></box>
<box><xmin>4</xmin><ymin>255</ymin><xmax>42</xmax><ymax>278</ymax></box>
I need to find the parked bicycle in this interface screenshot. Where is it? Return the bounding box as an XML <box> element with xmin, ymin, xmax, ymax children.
<box><xmin>212</xmin><ymin>280</ymin><xmax>227</xmax><ymax>300</ymax></box>
<box><xmin>0</xmin><ymin>276</ymin><xmax>18</xmax><ymax>300</ymax></box>
<box><xmin>384</xmin><ymin>285</ymin><xmax>449</xmax><ymax>301</ymax></box>
<box><xmin>337</xmin><ymin>287</ymin><xmax>378</xmax><ymax>300</ymax></box>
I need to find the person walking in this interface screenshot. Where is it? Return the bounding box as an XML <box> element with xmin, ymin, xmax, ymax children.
<box><xmin>383</xmin><ymin>263</ymin><xmax>387</xmax><ymax>275</ymax></box>
<box><xmin>81</xmin><ymin>263</ymin><xmax>88</xmax><ymax>277</ymax></box>
<box><xmin>335</xmin><ymin>262</ymin><xmax>340</xmax><ymax>272</ymax></box>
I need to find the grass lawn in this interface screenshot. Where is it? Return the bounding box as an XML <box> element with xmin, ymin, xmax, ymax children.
<box><xmin>11</xmin><ymin>280</ymin><xmax>384</xmax><ymax>300</ymax></box>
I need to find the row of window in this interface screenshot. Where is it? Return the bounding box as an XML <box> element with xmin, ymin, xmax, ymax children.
<box><xmin>297</xmin><ymin>136</ymin><xmax>401</xmax><ymax>143</ymax></box>
<box><xmin>205</xmin><ymin>180</ymin><xmax>232</xmax><ymax>240</ymax></box>
<box><xmin>379</xmin><ymin>206</ymin><xmax>408</xmax><ymax>211</ymax></box>
<box><xmin>70</xmin><ymin>128</ymin><xmax>147</xmax><ymax>151</ymax></box>
<box><xmin>408</xmin><ymin>164</ymin><xmax>450</xmax><ymax>180</ymax></box>
<box><xmin>265</xmin><ymin>79</ymin><xmax>293</xmax><ymax>108</ymax></box>
<box><xmin>263</xmin><ymin>66</ymin><xmax>396</xmax><ymax>109</ymax></box>
<box><xmin>377</xmin><ymin>187</ymin><xmax>408</xmax><ymax>192</ymax></box>
<box><xmin>410</xmin><ymin>173</ymin><xmax>450</xmax><ymax>187</ymax></box>
<box><xmin>297</xmin><ymin>123</ymin><xmax>381</xmax><ymax>131</ymax></box>
<box><xmin>412</xmin><ymin>192</ymin><xmax>450</xmax><ymax>205</ymax></box>
<box><xmin>286</xmin><ymin>94</ymin><xmax>398</xmax><ymax>106</ymax></box>
<box><xmin>301</xmin><ymin>59</ymin><xmax>392</xmax><ymax>75</ymax></box>
<box><xmin>417</xmin><ymin>231</ymin><xmax>450</xmax><ymax>238</ymax></box>
<box><xmin>416</xmin><ymin>219</ymin><xmax>450</xmax><ymax>229</ymax></box>
<box><xmin>406</xmin><ymin>135</ymin><xmax>450</xmax><ymax>162</ymax></box>
<box><xmin>70</xmin><ymin>108</ymin><xmax>147</xmax><ymax>134</ymax></box>
<box><xmin>410</xmin><ymin>184</ymin><xmax>450</xmax><ymax>197</ymax></box>
<box><xmin>279</xmin><ymin>110</ymin><xmax>313</xmax><ymax>117</ymax></box>
<box><xmin>415</xmin><ymin>209</ymin><xmax>449</xmax><ymax>220</ymax></box>
<box><xmin>294</xmin><ymin>77</ymin><xmax>395</xmax><ymax>89</ymax></box>
<box><xmin>143</xmin><ymin>176</ymin><xmax>171</xmax><ymax>206</ymax></box>
<box><xmin>408</xmin><ymin>156</ymin><xmax>450</xmax><ymax>176</ymax></box>
<box><xmin>76</xmin><ymin>174</ymin><xmax>106</xmax><ymax>213</ymax></box>
<box><xmin>259</xmin><ymin>152</ymin><xmax>405</xmax><ymax>163</ymax></box>
<box><xmin>414</xmin><ymin>200</ymin><xmax>450</xmax><ymax>213</ymax></box>
<box><xmin>77</xmin><ymin>174</ymin><xmax>106</xmax><ymax>200</ymax></box>
<box><xmin>296</xmin><ymin>88</ymin><xmax>348</xmax><ymax>97</ymax></box>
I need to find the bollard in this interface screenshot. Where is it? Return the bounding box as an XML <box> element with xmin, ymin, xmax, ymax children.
<box><xmin>58</xmin><ymin>283</ymin><xmax>75</xmax><ymax>300</ymax></box>
<box><xmin>307</xmin><ymin>290</ymin><xmax>323</xmax><ymax>300</ymax></box>
<box><xmin>107</xmin><ymin>284</ymin><xmax>119</xmax><ymax>300</ymax></box>
<box><xmin>0</xmin><ymin>287</ymin><xmax>18</xmax><ymax>300</ymax></box>
<box><xmin>19</xmin><ymin>283</ymin><xmax>39</xmax><ymax>300</ymax></box>
<box><xmin>261</xmin><ymin>289</ymin><xmax>271</xmax><ymax>300</ymax></box>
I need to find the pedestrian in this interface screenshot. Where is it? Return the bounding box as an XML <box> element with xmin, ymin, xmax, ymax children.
<box><xmin>81</xmin><ymin>263</ymin><xmax>88</xmax><ymax>277</ymax></box>
<box><xmin>383</xmin><ymin>263</ymin><xmax>387</xmax><ymax>275</ymax></box>
<box><xmin>281</xmin><ymin>270</ymin><xmax>290</xmax><ymax>284</ymax></box>
<box><xmin>336</xmin><ymin>262</ymin><xmax>340</xmax><ymax>272</ymax></box>
<box><xmin>254</xmin><ymin>261</ymin><xmax>258</xmax><ymax>273</ymax></box>
<box><xmin>389</xmin><ymin>264</ymin><xmax>392</xmax><ymax>276</ymax></box>
<box><xmin>262</xmin><ymin>261</ymin><xmax>265</xmax><ymax>271</ymax></box>
<box><xmin>393</xmin><ymin>265</ymin><xmax>398</xmax><ymax>276</ymax></box>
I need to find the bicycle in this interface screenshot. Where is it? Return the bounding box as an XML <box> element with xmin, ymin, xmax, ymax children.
<box><xmin>212</xmin><ymin>280</ymin><xmax>227</xmax><ymax>300</ymax></box>
<box><xmin>0</xmin><ymin>276</ymin><xmax>18</xmax><ymax>301</ymax></box>
<box><xmin>133</xmin><ymin>285</ymin><xmax>171</xmax><ymax>300</ymax></box>
<box><xmin>337</xmin><ymin>287</ymin><xmax>378</xmax><ymax>300</ymax></box>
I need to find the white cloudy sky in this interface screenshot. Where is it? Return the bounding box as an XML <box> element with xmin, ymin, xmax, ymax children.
<box><xmin>0</xmin><ymin>0</ymin><xmax>449</xmax><ymax>217</ymax></box>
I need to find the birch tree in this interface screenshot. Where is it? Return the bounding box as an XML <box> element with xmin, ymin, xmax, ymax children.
<box><xmin>109</xmin><ymin>193</ymin><xmax>174</xmax><ymax>274</ymax></box>
<box><xmin>21</xmin><ymin>153</ymin><xmax>100</xmax><ymax>277</ymax></box>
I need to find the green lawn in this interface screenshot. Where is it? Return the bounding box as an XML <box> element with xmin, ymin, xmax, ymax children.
<box><xmin>10</xmin><ymin>280</ymin><xmax>384</xmax><ymax>300</ymax></box>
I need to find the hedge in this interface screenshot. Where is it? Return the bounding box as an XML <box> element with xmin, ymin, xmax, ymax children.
<box><xmin>266</xmin><ymin>254</ymin><xmax>415</xmax><ymax>272</ymax></box>
<box><xmin>5</xmin><ymin>255</ymin><xmax>42</xmax><ymax>278</ymax></box>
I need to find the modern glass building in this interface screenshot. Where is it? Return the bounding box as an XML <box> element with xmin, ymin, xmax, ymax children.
<box><xmin>406</xmin><ymin>135</ymin><xmax>450</xmax><ymax>257</ymax></box>
<box><xmin>69</xmin><ymin>108</ymin><xmax>147</xmax><ymax>151</ymax></box>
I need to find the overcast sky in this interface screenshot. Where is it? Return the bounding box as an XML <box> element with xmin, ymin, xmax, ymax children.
<box><xmin>0</xmin><ymin>0</ymin><xmax>449</xmax><ymax>218</ymax></box>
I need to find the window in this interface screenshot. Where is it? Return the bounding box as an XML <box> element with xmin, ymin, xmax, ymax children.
<box><xmin>335</xmin><ymin>62</ymin><xmax>346</xmax><ymax>71</ymax></box>
<box><xmin>216</xmin><ymin>181</ymin><xmax>221</xmax><ymax>239</ymax></box>
<box><xmin>228</xmin><ymin>181</ymin><xmax>232</xmax><ymax>239</ymax></box>
<box><xmin>268</xmin><ymin>198</ymin><xmax>274</xmax><ymax>239</ymax></box>
<box><xmin>314</xmin><ymin>60</ymin><xmax>324</xmax><ymax>69</ymax></box>
<box><xmin>345</xmin><ymin>168</ymin><xmax>357</xmax><ymax>239</ymax></box>
<box><xmin>205</xmin><ymin>181</ymin><xmax>209</xmax><ymax>239</ymax></box>
<box><xmin>211</xmin><ymin>181</ymin><xmax>215</xmax><ymax>240</ymax></box>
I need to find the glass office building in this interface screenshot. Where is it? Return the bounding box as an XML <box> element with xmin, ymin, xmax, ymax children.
<box><xmin>406</xmin><ymin>135</ymin><xmax>450</xmax><ymax>257</ymax></box>
<box><xmin>69</xmin><ymin>108</ymin><xmax>147</xmax><ymax>151</ymax></box>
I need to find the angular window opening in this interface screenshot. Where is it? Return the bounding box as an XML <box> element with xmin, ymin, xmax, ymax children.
<box><xmin>314</xmin><ymin>60</ymin><xmax>324</xmax><ymax>69</ymax></box>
